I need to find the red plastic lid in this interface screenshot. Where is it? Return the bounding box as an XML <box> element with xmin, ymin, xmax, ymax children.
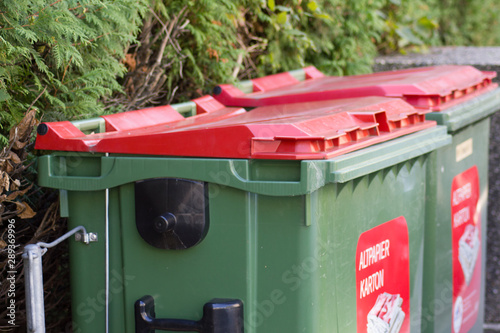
<box><xmin>214</xmin><ymin>65</ymin><xmax>498</xmax><ymax>111</ymax></box>
<box><xmin>36</xmin><ymin>96</ymin><xmax>436</xmax><ymax>160</ymax></box>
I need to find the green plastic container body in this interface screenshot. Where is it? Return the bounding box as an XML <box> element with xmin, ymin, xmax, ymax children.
<box><xmin>38</xmin><ymin>127</ymin><xmax>451</xmax><ymax>333</ymax></box>
<box><xmin>422</xmin><ymin>88</ymin><xmax>500</xmax><ymax>333</ymax></box>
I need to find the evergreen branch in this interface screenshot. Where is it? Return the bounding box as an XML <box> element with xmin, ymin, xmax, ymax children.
<box><xmin>52</xmin><ymin>56</ymin><xmax>72</xmax><ymax>97</ymax></box>
<box><xmin>0</xmin><ymin>12</ymin><xmax>34</xmax><ymax>30</ymax></box>
<box><xmin>0</xmin><ymin>61</ymin><xmax>24</xmax><ymax>67</ymax></box>
<box><xmin>76</xmin><ymin>6</ymin><xmax>105</xmax><ymax>19</ymax></box>
<box><xmin>61</xmin><ymin>56</ymin><xmax>73</xmax><ymax>84</ymax></box>
<box><xmin>27</xmin><ymin>0</ymin><xmax>64</xmax><ymax>19</ymax></box>
<box><xmin>0</xmin><ymin>23</ymin><xmax>34</xmax><ymax>31</ymax></box>
<box><xmin>72</xmin><ymin>33</ymin><xmax>110</xmax><ymax>46</ymax></box>
<box><xmin>27</xmin><ymin>86</ymin><xmax>47</xmax><ymax>114</ymax></box>
<box><xmin>68</xmin><ymin>5</ymin><xmax>83</xmax><ymax>12</ymax></box>
<box><xmin>1</xmin><ymin>12</ymin><xmax>13</xmax><ymax>26</ymax></box>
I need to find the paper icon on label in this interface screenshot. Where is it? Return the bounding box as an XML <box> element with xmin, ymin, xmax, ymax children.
<box><xmin>453</xmin><ymin>296</ymin><xmax>463</xmax><ymax>333</ymax></box>
<box><xmin>367</xmin><ymin>292</ymin><xmax>405</xmax><ymax>333</ymax></box>
<box><xmin>458</xmin><ymin>224</ymin><xmax>480</xmax><ymax>285</ymax></box>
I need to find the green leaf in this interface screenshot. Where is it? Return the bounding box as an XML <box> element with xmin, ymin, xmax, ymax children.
<box><xmin>0</xmin><ymin>134</ymin><xmax>8</xmax><ymax>146</ymax></box>
<box><xmin>307</xmin><ymin>1</ymin><xmax>318</xmax><ymax>12</ymax></box>
<box><xmin>418</xmin><ymin>16</ymin><xmax>439</xmax><ymax>30</ymax></box>
<box><xmin>375</xmin><ymin>10</ymin><xmax>387</xmax><ymax>20</ymax></box>
<box><xmin>396</xmin><ymin>27</ymin><xmax>424</xmax><ymax>45</ymax></box>
<box><xmin>268</xmin><ymin>0</ymin><xmax>275</xmax><ymax>11</ymax></box>
<box><xmin>0</xmin><ymin>89</ymin><xmax>11</xmax><ymax>102</ymax></box>
<box><xmin>277</xmin><ymin>12</ymin><xmax>287</xmax><ymax>25</ymax></box>
<box><xmin>275</xmin><ymin>6</ymin><xmax>292</xmax><ymax>13</ymax></box>
<box><xmin>314</xmin><ymin>13</ymin><xmax>333</xmax><ymax>21</ymax></box>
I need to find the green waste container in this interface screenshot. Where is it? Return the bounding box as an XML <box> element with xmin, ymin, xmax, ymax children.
<box><xmin>36</xmin><ymin>95</ymin><xmax>451</xmax><ymax>332</ymax></box>
<box><xmin>422</xmin><ymin>87</ymin><xmax>500</xmax><ymax>333</ymax></box>
<box><xmin>212</xmin><ymin>65</ymin><xmax>500</xmax><ymax>333</ymax></box>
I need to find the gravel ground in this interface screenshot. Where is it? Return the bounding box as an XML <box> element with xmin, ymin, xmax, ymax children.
<box><xmin>487</xmin><ymin>110</ymin><xmax>500</xmax><ymax>325</ymax></box>
<box><xmin>374</xmin><ymin>46</ymin><xmax>500</xmax><ymax>72</ymax></box>
<box><xmin>374</xmin><ymin>46</ymin><xmax>500</xmax><ymax>328</ymax></box>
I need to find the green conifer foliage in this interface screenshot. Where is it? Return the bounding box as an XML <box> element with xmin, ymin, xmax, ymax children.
<box><xmin>0</xmin><ymin>0</ymin><xmax>146</xmax><ymax>142</ymax></box>
<box><xmin>119</xmin><ymin>0</ymin><xmax>392</xmax><ymax>109</ymax></box>
<box><xmin>238</xmin><ymin>0</ymin><xmax>387</xmax><ymax>76</ymax></box>
<box><xmin>113</xmin><ymin>0</ymin><xmax>242</xmax><ymax>110</ymax></box>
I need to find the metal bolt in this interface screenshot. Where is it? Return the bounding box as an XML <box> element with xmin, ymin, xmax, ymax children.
<box><xmin>75</xmin><ymin>233</ymin><xmax>82</xmax><ymax>241</ymax></box>
<box><xmin>89</xmin><ymin>233</ymin><xmax>98</xmax><ymax>242</ymax></box>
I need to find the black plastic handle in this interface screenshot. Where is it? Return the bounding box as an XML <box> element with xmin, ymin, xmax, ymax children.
<box><xmin>135</xmin><ymin>295</ymin><xmax>244</xmax><ymax>333</ymax></box>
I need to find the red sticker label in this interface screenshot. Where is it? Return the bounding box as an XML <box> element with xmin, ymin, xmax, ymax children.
<box><xmin>451</xmin><ymin>166</ymin><xmax>481</xmax><ymax>333</ymax></box>
<box><xmin>356</xmin><ymin>216</ymin><xmax>410</xmax><ymax>333</ymax></box>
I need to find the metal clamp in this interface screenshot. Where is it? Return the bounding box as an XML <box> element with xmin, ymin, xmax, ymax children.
<box><xmin>75</xmin><ymin>231</ymin><xmax>98</xmax><ymax>244</ymax></box>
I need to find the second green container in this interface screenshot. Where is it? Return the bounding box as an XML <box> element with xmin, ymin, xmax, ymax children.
<box><xmin>422</xmin><ymin>87</ymin><xmax>500</xmax><ymax>333</ymax></box>
<box><xmin>212</xmin><ymin>65</ymin><xmax>500</xmax><ymax>332</ymax></box>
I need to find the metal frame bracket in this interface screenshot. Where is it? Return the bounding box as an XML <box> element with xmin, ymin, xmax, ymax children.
<box><xmin>75</xmin><ymin>231</ymin><xmax>98</xmax><ymax>244</ymax></box>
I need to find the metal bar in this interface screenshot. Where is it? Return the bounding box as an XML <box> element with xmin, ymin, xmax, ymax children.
<box><xmin>23</xmin><ymin>226</ymin><xmax>96</xmax><ymax>333</ymax></box>
<box><xmin>22</xmin><ymin>245</ymin><xmax>45</xmax><ymax>333</ymax></box>
<box><xmin>36</xmin><ymin>226</ymin><xmax>87</xmax><ymax>249</ymax></box>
